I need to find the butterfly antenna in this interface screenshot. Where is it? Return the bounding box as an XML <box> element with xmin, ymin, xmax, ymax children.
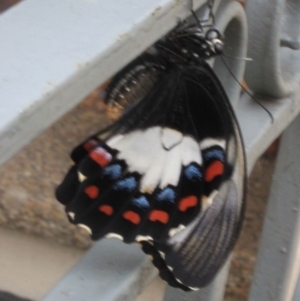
<box><xmin>220</xmin><ymin>56</ymin><xmax>274</xmax><ymax>123</ymax></box>
<box><xmin>157</xmin><ymin>44</ymin><xmax>188</xmax><ymax>61</ymax></box>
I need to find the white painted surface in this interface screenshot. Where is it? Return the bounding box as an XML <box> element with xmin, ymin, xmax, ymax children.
<box><xmin>0</xmin><ymin>227</ymin><xmax>165</xmax><ymax>301</ymax></box>
<box><xmin>0</xmin><ymin>0</ymin><xmax>195</xmax><ymax>166</ymax></box>
<box><xmin>41</xmin><ymin>238</ymin><xmax>158</xmax><ymax>301</ymax></box>
<box><xmin>245</xmin><ymin>0</ymin><xmax>300</xmax><ymax>97</ymax></box>
<box><xmin>249</xmin><ymin>114</ymin><xmax>300</xmax><ymax>301</ymax></box>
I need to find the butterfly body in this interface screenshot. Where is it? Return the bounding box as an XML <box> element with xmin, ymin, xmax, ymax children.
<box><xmin>56</xmin><ymin>16</ymin><xmax>246</xmax><ymax>291</ymax></box>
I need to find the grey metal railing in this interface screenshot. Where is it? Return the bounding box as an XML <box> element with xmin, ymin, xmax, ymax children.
<box><xmin>1</xmin><ymin>0</ymin><xmax>300</xmax><ymax>300</ymax></box>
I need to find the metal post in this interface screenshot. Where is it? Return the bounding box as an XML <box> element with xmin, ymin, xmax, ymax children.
<box><xmin>248</xmin><ymin>113</ymin><xmax>300</xmax><ymax>301</ymax></box>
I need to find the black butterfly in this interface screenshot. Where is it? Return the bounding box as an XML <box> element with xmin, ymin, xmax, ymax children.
<box><xmin>55</xmin><ymin>8</ymin><xmax>246</xmax><ymax>291</ymax></box>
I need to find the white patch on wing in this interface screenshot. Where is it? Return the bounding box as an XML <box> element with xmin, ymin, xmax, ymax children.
<box><xmin>202</xmin><ymin>190</ymin><xmax>218</xmax><ymax>210</ymax></box>
<box><xmin>136</xmin><ymin>235</ymin><xmax>153</xmax><ymax>241</ymax></box>
<box><xmin>158</xmin><ymin>251</ymin><xmax>166</xmax><ymax>259</ymax></box>
<box><xmin>181</xmin><ymin>136</ymin><xmax>201</xmax><ymax>165</ymax></box>
<box><xmin>199</xmin><ymin>138</ymin><xmax>226</xmax><ymax>150</ymax></box>
<box><xmin>161</xmin><ymin>128</ymin><xmax>183</xmax><ymax>149</ymax></box>
<box><xmin>78</xmin><ymin>172</ymin><xmax>87</xmax><ymax>182</ymax></box>
<box><xmin>160</xmin><ymin>141</ymin><xmax>182</xmax><ymax>188</ymax></box>
<box><xmin>107</xmin><ymin>127</ymin><xmax>201</xmax><ymax>193</ymax></box>
<box><xmin>106</xmin><ymin>233</ymin><xmax>124</xmax><ymax>240</ymax></box>
<box><xmin>68</xmin><ymin>212</ymin><xmax>75</xmax><ymax>220</ymax></box>
<box><xmin>174</xmin><ymin>276</ymin><xmax>199</xmax><ymax>291</ymax></box>
<box><xmin>78</xmin><ymin>224</ymin><xmax>92</xmax><ymax>235</ymax></box>
<box><xmin>166</xmin><ymin>213</ymin><xmax>204</xmax><ymax>247</ymax></box>
<box><xmin>140</xmin><ymin>149</ymin><xmax>167</xmax><ymax>193</ymax></box>
<box><xmin>106</xmin><ymin>134</ymin><xmax>132</xmax><ymax>149</ymax></box>
<box><xmin>113</xmin><ymin>128</ymin><xmax>162</xmax><ymax>175</ymax></box>
<box><xmin>169</xmin><ymin>224</ymin><xmax>186</xmax><ymax>237</ymax></box>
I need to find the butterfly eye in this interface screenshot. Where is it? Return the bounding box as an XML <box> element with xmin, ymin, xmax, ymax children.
<box><xmin>206</xmin><ymin>28</ymin><xmax>221</xmax><ymax>41</ymax></box>
<box><xmin>205</xmin><ymin>28</ymin><xmax>223</xmax><ymax>55</ymax></box>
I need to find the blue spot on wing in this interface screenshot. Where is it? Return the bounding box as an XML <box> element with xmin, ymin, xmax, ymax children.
<box><xmin>113</xmin><ymin>177</ymin><xmax>137</xmax><ymax>191</ymax></box>
<box><xmin>203</xmin><ymin>148</ymin><xmax>225</xmax><ymax>161</ymax></box>
<box><xmin>157</xmin><ymin>188</ymin><xmax>175</xmax><ymax>203</ymax></box>
<box><xmin>132</xmin><ymin>196</ymin><xmax>150</xmax><ymax>209</ymax></box>
<box><xmin>184</xmin><ymin>165</ymin><xmax>202</xmax><ymax>180</ymax></box>
<box><xmin>103</xmin><ymin>164</ymin><xmax>122</xmax><ymax>180</ymax></box>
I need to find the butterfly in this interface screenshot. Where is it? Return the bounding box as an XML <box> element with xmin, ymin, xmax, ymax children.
<box><xmin>55</xmin><ymin>7</ymin><xmax>246</xmax><ymax>291</ymax></box>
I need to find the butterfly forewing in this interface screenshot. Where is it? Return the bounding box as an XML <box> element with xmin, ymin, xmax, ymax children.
<box><xmin>55</xmin><ymin>9</ymin><xmax>246</xmax><ymax>290</ymax></box>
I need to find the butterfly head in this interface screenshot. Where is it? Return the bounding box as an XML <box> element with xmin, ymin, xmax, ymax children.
<box><xmin>205</xmin><ymin>28</ymin><xmax>223</xmax><ymax>55</ymax></box>
<box><xmin>159</xmin><ymin>25</ymin><xmax>224</xmax><ymax>62</ymax></box>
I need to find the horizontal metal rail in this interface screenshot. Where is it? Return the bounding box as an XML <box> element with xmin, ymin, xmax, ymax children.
<box><xmin>0</xmin><ymin>0</ymin><xmax>199</xmax><ymax>166</ymax></box>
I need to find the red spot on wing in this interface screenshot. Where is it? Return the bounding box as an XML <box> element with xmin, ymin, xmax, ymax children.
<box><xmin>178</xmin><ymin>195</ymin><xmax>198</xmax><ymax>212</ymax></box>
<box><xmin>90</xmin><ymin>147</ymin><xmax>112</xmax><ymax>167</ymax></box>
<box><xmin>83</xmin><ymin>139</ymin><xmax>99</xmax><ymax>152</ymax></box>
<box><xmin>123</xmin><ymin>210</ymin><xmax>141</xmax><ymax>224</ymax></box>
<box><xmin>205</xmin><ymin>160</ymin><xmax>224</xmax><ymax>182</ymax></box>
<box><xmin>99</xmin><ymin>205</ymin><xmax>113</xmax><ymax>216</ymax></box>
<box><xmin>149</xmin><ymin>210</ymin><xmax>169</xmax><ymax>224</ymax></box>
<box><xmin>84</xmin><ymin>185</ymin><xmax>99</xmax><ymax>199</ymax></box>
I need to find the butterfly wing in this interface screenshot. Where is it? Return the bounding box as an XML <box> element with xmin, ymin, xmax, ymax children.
<box><xmin>56</xmin><ymin>62</ymin><xmax>206</xmax><ymax>242</ymax></box>
<box><xmin>147</xmin><ymin>63</ymin><xmax>246</xmax><ymax>289</ymax></box>
<box><xmin>56</xmin><ymin>54</ymin><xmax>246</xmax><ymax>289</ymax></box>
<box><xmin>56</xmin><ymin>53</ymin><xmax>165</xmax><ymax>206</ymax></box>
